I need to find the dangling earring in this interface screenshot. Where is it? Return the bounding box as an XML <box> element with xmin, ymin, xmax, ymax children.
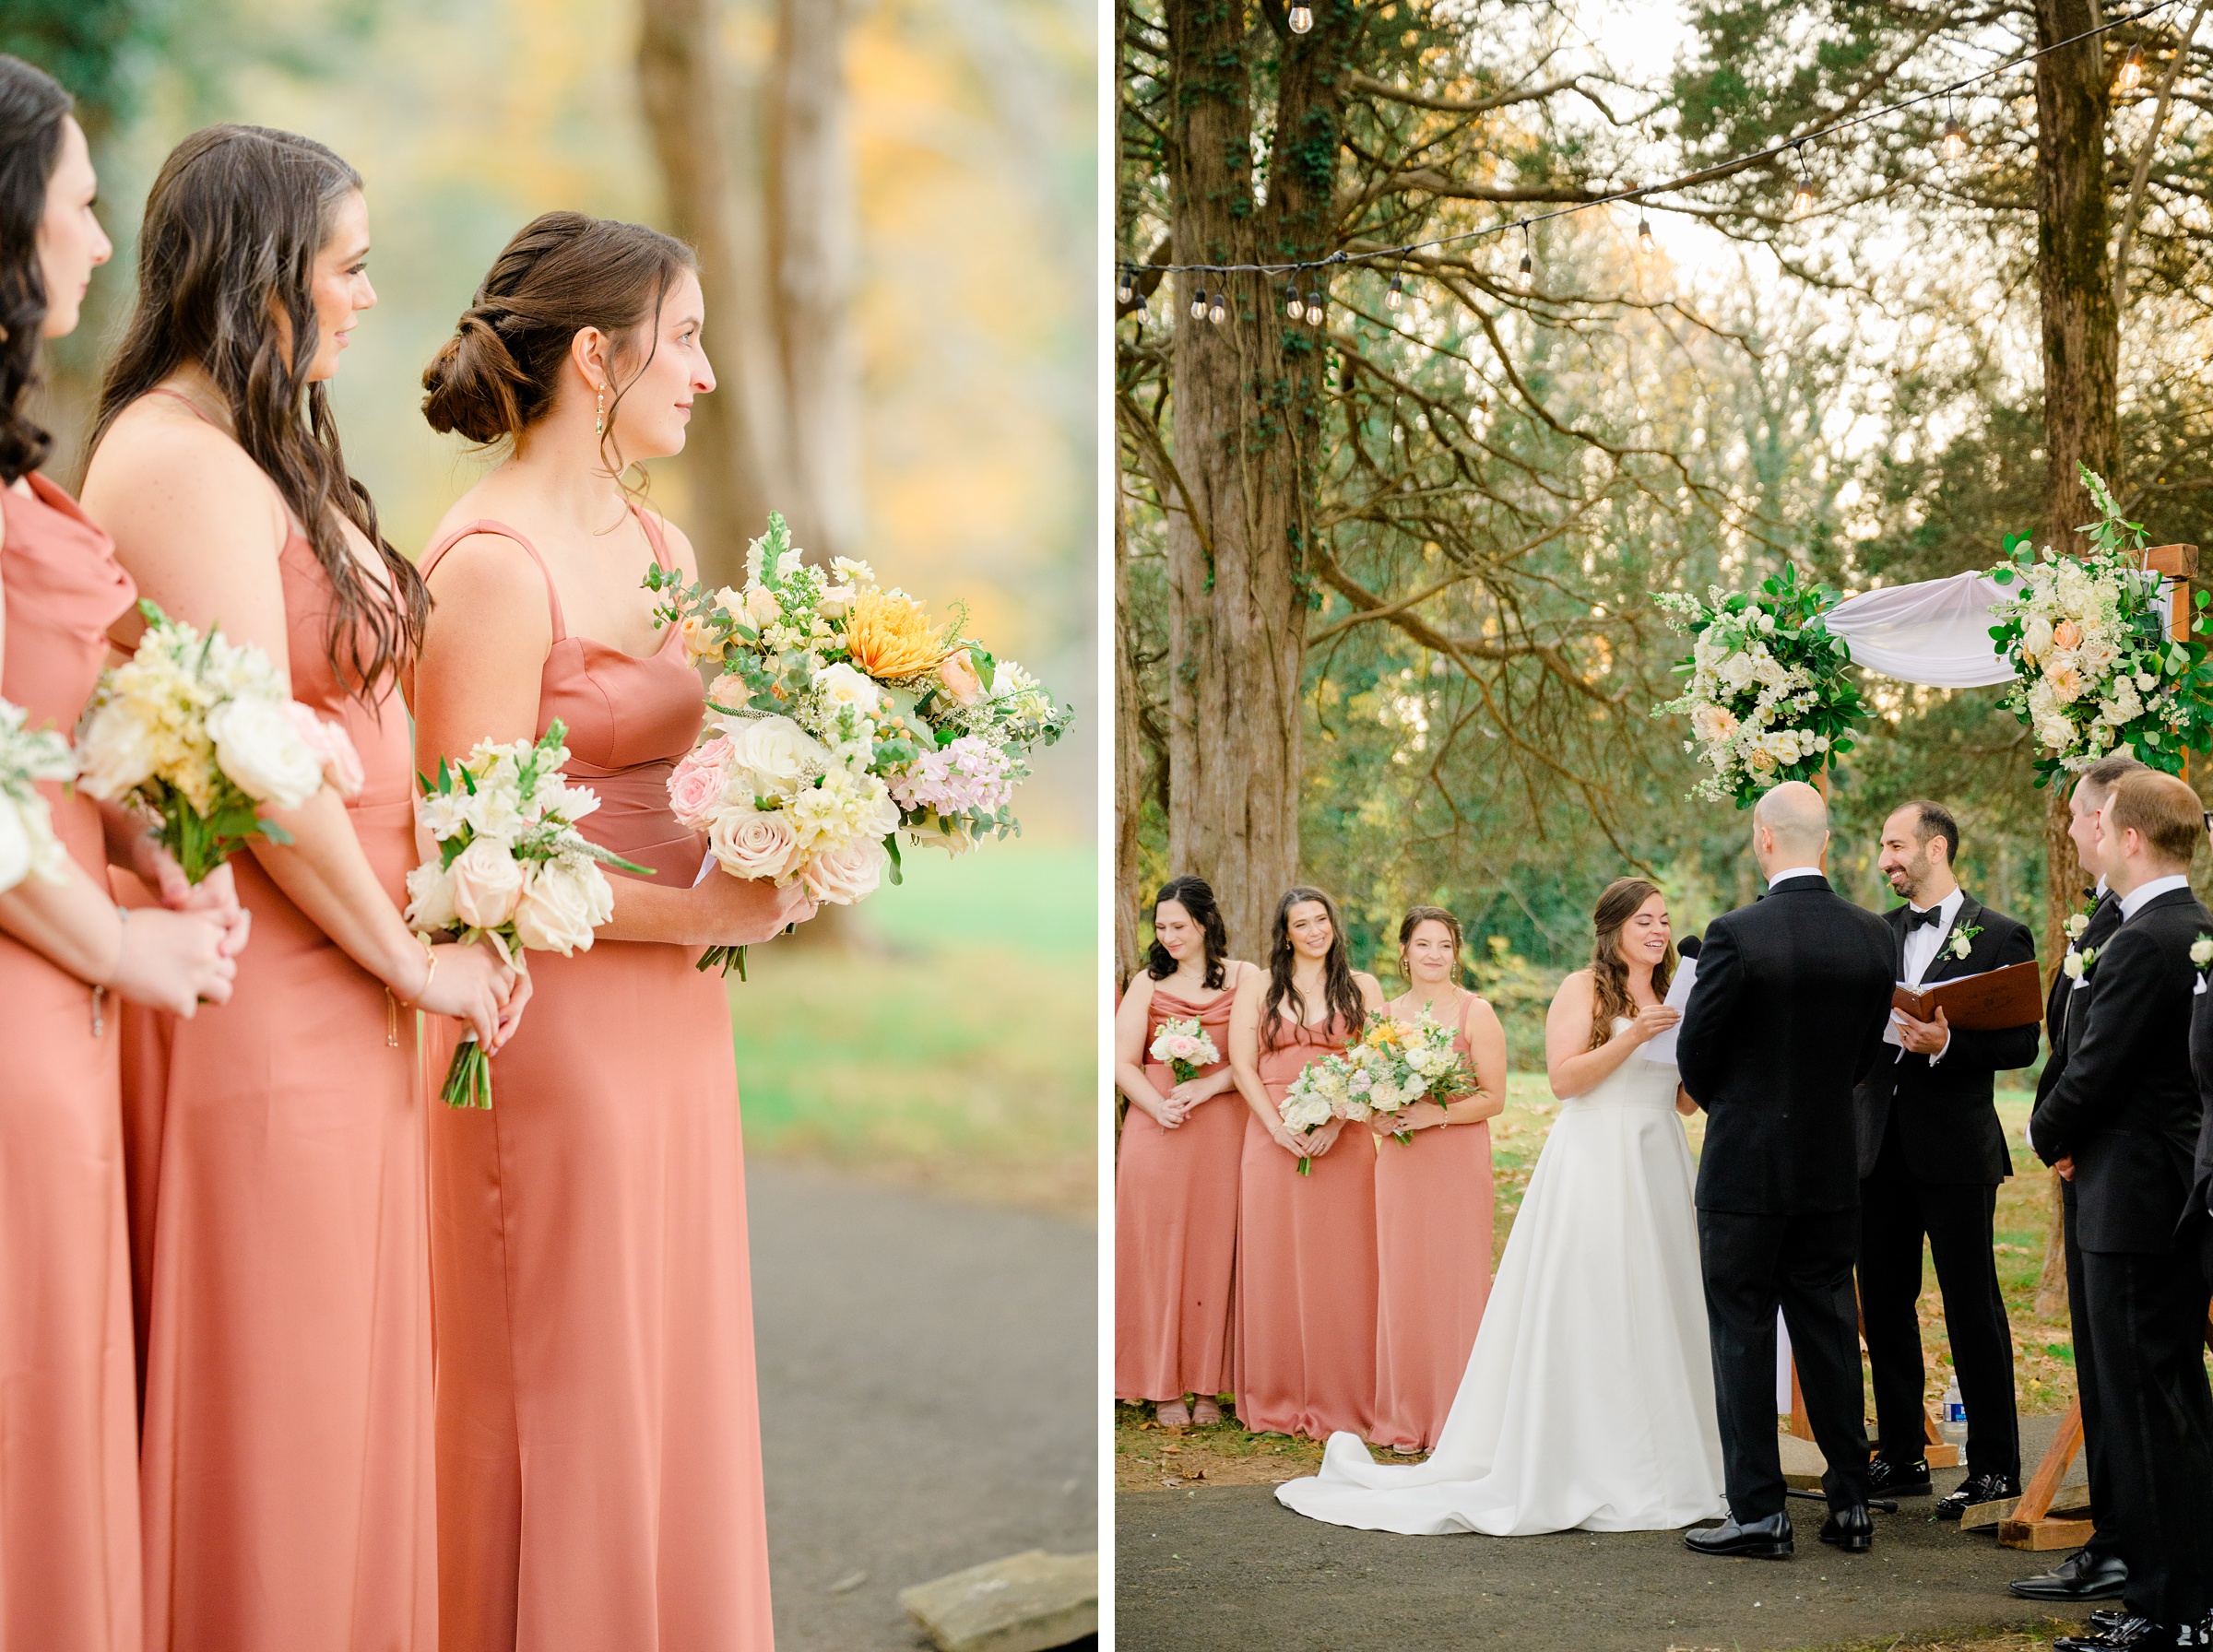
<box><xmin>594</xmin><ymin>386</ymin><xmax>605</xmax><ymax>437</ymax></box>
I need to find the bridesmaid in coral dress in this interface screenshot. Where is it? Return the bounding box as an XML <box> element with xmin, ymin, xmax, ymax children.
<box><xmin>1369</xmin><ymin>905</ymin><xmax>1508</xmax><ymax>1454</ymax></box>
<box><xmin>1115</xmin><ymin>875</ymin><xmax>1253</xmax><ymax>1426</ymax></box>
<box><xmin>1229</xmin><ymin>885</ymin><xmax>1385</xmax><ymax>1439</ymax></box>
<box><xmin>0</xmin><ymin>64</ymin><xmax>240</xmax><ymax>1652</ymax></box>
<box><xmin>80</xmin><ymin>126</ymin><xmax>519</xmax><ymax>1652</ymax></box>
<box><xmin>410</xmin><ymin>211</ymin><xmax>814</xmax><ymax>1650</ymax></box>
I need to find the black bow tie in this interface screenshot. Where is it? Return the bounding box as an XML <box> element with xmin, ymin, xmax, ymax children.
<box><xmin>1905</xmin><ymin>905</ymin><xmax>1944</xmax><ymax>930</ymax></box>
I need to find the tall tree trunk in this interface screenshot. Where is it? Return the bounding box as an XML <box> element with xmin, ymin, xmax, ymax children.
<box><xmin>769</xmin><ymin>0</ymin><xmax>862</xmax><ymax>565</ymax></box>
<box><xmin>1160</xmin><ymin>0</ymin><xmax>1348</xmax><ymax>957</ymax></box>
<box><xmin>638</xmin><ymin>0</ymin><xmax>780</xmax><ymax>587</ymax></box>
<box><xmin>1116</xmin><ymin>480</ymin><xmax>1145</xmax><ymax>988</ymax></box>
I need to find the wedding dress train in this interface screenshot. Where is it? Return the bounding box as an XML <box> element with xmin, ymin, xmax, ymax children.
<box><xmin>1275</xmin><ymin>1022</ymin><xmax>1727</xmax><ymax>1535</ymax></box>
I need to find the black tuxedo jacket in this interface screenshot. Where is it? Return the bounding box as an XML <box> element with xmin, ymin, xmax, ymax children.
<box><xmin>2183</xmin><ymin>961</ymin><xmax>2213</xmax><ymax>1252</ymax></box>
<box><xmin>1678</xmin><ymin>873</ymin><xmax>1899</xmax><ymax>1215</ymax></box>
<box><xmin>2037</xmin><ymin>890</ymin><xmax>2123</xmax><ymax>1116</ymax></box>
<box><xmin>1852</xmin><ymin>892</ymin><xmax>2039</xmax><ymax>1184</ymax></box>
<box><xmin>2030</xmin><ymin>885</ymin><xmax>2212</xmax><ymax>1255</ymax></box>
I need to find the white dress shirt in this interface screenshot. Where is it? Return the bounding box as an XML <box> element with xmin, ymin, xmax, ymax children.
<box><xmin>1899</xmin><ymin>886</ymin><xmax>1967</xmax><ymax>988</ymax></box>
<box><xmin>2120</xmin><ymin>872</ymin><xmax>2192</xmax><ymax>921</ymax></box>
<box><xmin>1767</xmin><ymin>866</ymin><xmax>1824</xmax><ymax>888</ymax></box>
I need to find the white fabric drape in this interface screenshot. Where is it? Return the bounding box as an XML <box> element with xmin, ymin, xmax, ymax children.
<box><xmin>1821</xmin><ymin>570</ymin><xmax>2014</xmax><ymax>688</ymax></box>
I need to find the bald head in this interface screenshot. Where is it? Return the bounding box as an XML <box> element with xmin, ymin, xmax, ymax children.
<box><xmin>1753</xmin><ymin>780</ymin><xmax>1829</xmax><ymax>874</ymax></box>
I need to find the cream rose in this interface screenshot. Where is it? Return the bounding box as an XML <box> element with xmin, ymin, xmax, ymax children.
<box><xmin>207</xmin><ymin>694</ymin><xmax>324</xmax><ymax>808</ymax></box>
<box><xmin>721</xmin><ymin>715</ymin><xmax>826</xmax><ymax>802</ymax></box>
<box><xmin>799</xmin><ymin>836</ymin><xmax>889</xmax><ymax>905</ymax></box>
<box><xmin>513</xmin><ymin>855</ymin><xmax>609</xmax><ymax>956</ymax></box>
<box><xmin>449</xmin><ymin>837</ymin><xmax>526</xmax><ymax>929</ymax></box>
<box><xmin>710</xmin><ymin>808</ymin><xmax>802</xmax><ymax>881</ymax></box>
<box><xmin>812</xmin><ymin>661</ymin><xmax>882</xmax><ymax>715</ymax></box>
<box><xmin>73</xmin><ymin>700</ymin><xmax>158</xmax><ymax>799</ymax></box>
<box><xmin>744</xmin><ymin>583</ymin><xmax>781</xmax><ymax>629</ymax></box>
<box><xmin>405</xmin><ymin>858</ymin><xmax>460</xmax><ymax>932</ymax></box>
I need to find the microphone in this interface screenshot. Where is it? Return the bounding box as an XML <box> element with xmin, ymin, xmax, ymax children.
<box><xmin>1676</xmin><ymin>935</ymin><xmax>1702</xmax><ymax>961</ymax></box>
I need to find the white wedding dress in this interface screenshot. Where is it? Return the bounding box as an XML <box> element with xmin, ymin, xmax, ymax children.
<box><xmin>1275</xmin><ymin>1022</ymin><xmax>1727</xmax><ymax>1535</ymax></box>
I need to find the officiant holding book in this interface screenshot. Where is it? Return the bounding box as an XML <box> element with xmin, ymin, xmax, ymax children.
<box><xmin>1854</xmin><ymin>801</ymin><xmax>2039</xmax><ymax>1518</ymax></box>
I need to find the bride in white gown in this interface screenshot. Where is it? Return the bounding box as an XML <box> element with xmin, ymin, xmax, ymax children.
<box><xmin>1275</xmin><ymin>878</ymin><xmax>1727</xmax><ymax>1536</ymax></box>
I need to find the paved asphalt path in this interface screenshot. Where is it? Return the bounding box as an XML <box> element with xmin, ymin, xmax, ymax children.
<box><xmin>1118</xmin><ymin>1414</ymin><xmax>2095</xmax><ymax>1651</ymax></box>
<box><xmin>748</xmin><ymin>1161</ymin><xmax>1098</xmax><ymax>1651</ymax></box>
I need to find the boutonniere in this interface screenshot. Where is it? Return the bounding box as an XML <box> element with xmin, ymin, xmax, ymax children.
<box><xmin>2192</xmin><ymin>934</ymin><xmax>2212</xmax><ymax>970</ymax></box>
<box><xmin>2064</xmin><ymin>945</ymin><xmax>2100</xmax><ymax>982</ymax></box>
<box><xmin>1947</xmin><ymin>921</ymin><xmax>1982</xmax><ymax>962</ymax></box>
<box><xmin>2065</xmin><ymin>910</ymin><xmax>2091</xmax><ymax>942</ymax></box>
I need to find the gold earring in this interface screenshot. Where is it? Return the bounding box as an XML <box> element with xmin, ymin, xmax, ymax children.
<box><xmin>595</xmin><ymin>387</ymin><xmax>605</xmax><ymax>437</ymax></box>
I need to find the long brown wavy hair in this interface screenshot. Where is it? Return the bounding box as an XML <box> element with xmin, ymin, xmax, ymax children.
<box><xmin>1261</xmin><ymin>886</ymin><xmax>1366</xmax><ymax>1053</ymax></box>
<box><xmin>90</xmin><ymin>124</ymin><xmax>426</xmax><ymax>706</ymax></box>
<box><xmin>0</xmin><ymin>56</ymin><xmax>71</xmax><ymax>486</ymax></box>
<box><xmin>1146</xmin><ymin>874</ymin><xmax>1228</xmax><ymax>990</ymax></box>
<box><xmin>1588</xmin><ymin>877</ymin><xmax>1675</xmax><ymax>1050</ymax></box>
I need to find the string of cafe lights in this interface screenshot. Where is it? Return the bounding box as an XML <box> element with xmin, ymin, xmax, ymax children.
<box><xmin>1116</xmin><ymin>0</ymin><xmax>2183</xmax><ymax>326</ymax></box>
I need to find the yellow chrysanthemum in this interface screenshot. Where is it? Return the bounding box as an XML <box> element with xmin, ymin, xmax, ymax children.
<box><xmin>842</xmin><ymin>587</ymin><xmax>948</xmax><ymax>681</ymax></box>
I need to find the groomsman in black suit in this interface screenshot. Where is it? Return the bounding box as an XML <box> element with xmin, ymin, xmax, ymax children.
<box><xmin>2030</xmin><ymin>770</ymin><xmax>2213</xmax><ymax>1652</ymax></box>
<box><xmin>1678</xmin><ymin>781</ymin><xmax>1899</xmax><ymax>1561</ymax></box>
<box><xmin>2012</xmin><ymin>754</ymin><xmax>2144</xmax><ymax>1608</ymax></box>
<box><xmin>1854</xmin><ymin>800</ymin><xmax>2038</xmax><ymax>1517</ymax></box>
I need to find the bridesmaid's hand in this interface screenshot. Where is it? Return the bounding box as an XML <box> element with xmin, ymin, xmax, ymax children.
<box><xmin>136</xmin><ymin>837</ymin><xmax>254</xmax><ymax>958</ymax></box>
<box><xmin>1164</xmin><ymin>1078</ymin><xmax>1213</xmax><ymax>1114</ymax></box>
<box><xmin>1141</xmin><ymin>1092</ymin><xmax>1189</xmax><ymax>1129</ymax></box>
<box><xmin>1268</xmin><ymin>1124</ymin><xmax>1309</xmax><ymax>1158</ymax></box>
<box><xmin>692</xmin><ymin>870</ymin><xmax>819</xmax><ymax>948</ymax></box>
<box><xmin>107</xmin><ymin>907</ymin><xmax>239</xmax><ymax>1015</ymax></box>
<box><xmin>490</xmin><ymin>963</ymin><xmax>535</xmax><ymax>1052</ymax></box>
<box><xmin>413</xmin><ymin>941</ymin><xmax>516</xmax><ymax>1050</ymax></box>
<box><xmin>1395</xmin><ymin>1100</ymin><xmax>1449</xmax><ymax>1132</ymax></box>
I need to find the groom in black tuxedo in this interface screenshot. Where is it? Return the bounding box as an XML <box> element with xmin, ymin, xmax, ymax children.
<box><xmin>2030</xmin><ymin>769</ymin><xmax>2213</xmax><ymax>1652</ymax></box>
<box><xmin>1678</xmin><ymin>781</ymin><xmax>1899</xmax><ymax>1560</ymax></box>
<box><xmin>1854</xmin><ymin>800</ymin><xmax>2038</xmax><ymax>1517</ymax></box>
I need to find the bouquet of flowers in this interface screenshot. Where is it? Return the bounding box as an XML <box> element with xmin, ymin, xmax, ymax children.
<box><xmin>1988</xmin><ymin>466</ymin><xmax>2213</xmax><ymax>785</ymax></box>
<box><xmin>75</xmin><ymin>601</ymin><xmax>360</xmax><ymax>881</ymax></box>
<box><xmin>1652</xmin><ymin>566</ymin><xmax>1867</xmax><ymax>807</ymax></box>
<box><xmin>649</xmin><ymin>513</ymin><xmax>1071</xmax><ymax>975</ymax></box>
<box><xmin>1148</xmin><ymin>1016</ymin><xmax>1220</xmax><ymax>1082</ymax></box>
<box><xmin>0</xmin><ymin>699</ymin><xmax>77</xmax><ymax>893</ymax></box>
<box><xmin>404</xmin><ymin>721</ymin><xmax>641</xmax><ymax>1107</ymax></box>
<box><xmin>1350</xmin><ymin>1007</ymin><xmax>1477</xmax><ymax>1145</ymax></box>
<box><xmin>1278</xmin><ymin>1052</ymin><xmax>1367</xmax><ymax>1175</ymax></box>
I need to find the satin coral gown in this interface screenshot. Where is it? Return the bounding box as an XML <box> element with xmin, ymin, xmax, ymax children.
<box><xmin>0</xmin><ymin>474</ymin><xmax>143</xmax><ymax>1651</ymax></box>
<box><xmin>1369</xmin><ymin>995</ymin><xmax>1496</xmax><ymax>1452</ymax></box>
<box><xmin>1115</xmin><ymin>974</ymin><xmax>1242</xmax><ymax>1404</ymax></box>
<box><xmin>120</xmin><ymin>520</ymin><xmax>432</xmax><ymax>1647</ymax></box>
<box><xmin>1234</xmin><ymin>1014</ymin><xmax>1377</xmax><ymax>1439</ymax></box>
<box><xmin>419</xmin><ymin>516</ymin><xmax>774</xmax><ymax>1652</ymax></box>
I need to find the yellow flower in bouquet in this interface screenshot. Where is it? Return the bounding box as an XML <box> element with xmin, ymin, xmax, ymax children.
<box><xmin>841</xmin><ymin>587</ymin><xmax>948</xmax><ymax>681</ymax></box>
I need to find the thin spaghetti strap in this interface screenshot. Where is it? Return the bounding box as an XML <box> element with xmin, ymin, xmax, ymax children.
<box><xmin>141</xmin><ymin>384</ymin><xmax>217</xmax><ymax>424</ymax></box>
<box><xmin>419</xmin><ymin>519</ymin><xmax>566</xmax><ymax>643</ymax></box>
<box><xmin>629</xmin><ymin>503</ymin><xmax>673</xmax><ymax>572</ymax></box>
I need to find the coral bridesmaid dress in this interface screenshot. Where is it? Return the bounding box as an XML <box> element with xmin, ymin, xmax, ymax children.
<box><xmin>1234</xmin><ymin>1013</ymin><xmax>1377</xmax><ymax>1439</ymax></box>
<box><xmin>120</xmin><ymin>524</ymin><xmax>432</xmax><ymax>1649</ymax></box>
<box><xmin>1369</xmin><ymin>993</ymin><xmax>1496</xmax><ymax>1453</ymax></box>
<box><xmin>0</xmin><ymin>474</ymin><xmax>142</xmax><ymax>1652</ymax></box>
<box><xmin>419</xmin><ymin>517</ymin><xmax>774</xmax><ymax>1652</ymax></box>
<box><xmin>1115</xmin><ymin>970</ymin><xmax>1244</xmax><ymax>1404</ymax></box>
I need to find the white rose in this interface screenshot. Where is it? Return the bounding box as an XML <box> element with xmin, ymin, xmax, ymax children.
<box><xmin>2063</xmin><ymin>948</ymin><xmax>2086</xmax><ymax>980</ymax></box>
<box><xmin>709</xmin><ymin>808</ymin><xmax>803</xmax><ymax>882</ymax></box>
<box><xmin>205</xmin><ymin>693</ymin><xmax>323</xmax><ymax>808</ymax></box>
<box><xmin>2022</xmin><ymin>615</ymin><xmax>2053</xmax><ymax>663</ymax></box>
<box><xmin>513</xmin><ymin>855</ymin><xmax>610</xmax><ymax>956</ymax></box>
<box><xmin>449</xmin><ymin>836</ymin><xmax>527</xmax><ymax>929</ymax></box>
<box><xmin>2193</xmin><ymin>936</ymin><xmax>2213</xmax><ymax>970</ymax></box>
<box><xmin>73</xmin><ymin>700</ymin><xmax>158</xmax><ymax>799</ymax></box>
<box><xmin>813</xmin><ymin>661</ymin><xmax>882</xmax><ymax>715</ymax></box>
<box><xmin>720</xmin><ymin>715</ymin><xmax>827</xmax><ymax>802</ymax></box>
<box><xmin>405</xmin><ymin>859</ymin><xmax>460</xmax><ymax>933</ymax></box>
<box><xmin>799</xmin><ymin>836</ymin><xmax>889</xmax><ymax>905</ymax></box>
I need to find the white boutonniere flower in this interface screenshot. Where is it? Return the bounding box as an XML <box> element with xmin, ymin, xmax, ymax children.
<box><xmin>1947</xmin><ymin>921</ymin><xmax>1982</xmax><ymax>962</ymax></box>
<box><xmin>2064</xmin><ymin>945</ymin><xmax>2099</xmax><ymax>982</ymax></box>
<box><xmin>2192</xmin><ymin>934</ymin><xmax>2213</xmax><ymax>970</ymax></box>
<box><xmin>2065</xmin><ymin>912</ymin><xmax>2090</xmax><ymax>941</ymax></box>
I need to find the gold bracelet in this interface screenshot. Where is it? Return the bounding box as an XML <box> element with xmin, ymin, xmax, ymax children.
<box><xmin>400</xmin><ymin>934</ymin><xmax>438</xmax><ymax>1009</ymax></box>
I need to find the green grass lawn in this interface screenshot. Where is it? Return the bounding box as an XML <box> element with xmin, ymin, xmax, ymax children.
<box><xmin>731</xmin><ymin>836</ymin><xmax>1096</xmax><ymax>1215</ymax></box>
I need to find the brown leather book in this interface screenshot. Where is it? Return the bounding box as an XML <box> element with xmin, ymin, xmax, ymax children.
<box><xmin>1891</xmin><ymin>960</ymin><xmax>2043</xmax><ymax>1032</ymax></box>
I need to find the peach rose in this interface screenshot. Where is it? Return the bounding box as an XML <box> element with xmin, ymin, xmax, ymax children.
<box><xmin>449</xmin><ymin>837</ymin><xmax>526</xmax><ymax>929</ymax></box>
<box><xmin>938</xmin><ymin>649</ymin><xmax>984</xmax><ymax>706</ymax></box>
<box><xmin>2053</xmin><ymin>619</ymin><xmax>2082</xmax><ymax>651</ymax></box>
<box><xmin>679</xmin><ymin>614</ymin><xmax>722</xmax><ymax>664</ymax></box>
<box><xmin>799</xmin><ymin>837</ymin><xmax>889</xmax><ymax>905</ymax></box>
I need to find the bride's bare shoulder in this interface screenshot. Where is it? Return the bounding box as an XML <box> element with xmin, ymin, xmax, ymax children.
<box><xmin>1551</xmin><ymin>969</ymin><xmax>1595</xmax><ymax>1008</ymax></box>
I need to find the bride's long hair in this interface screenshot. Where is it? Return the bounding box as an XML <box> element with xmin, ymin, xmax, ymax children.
<box><xmin>1588</xmin><ymin>877</ymin><xmax>1675</xmax><ymax>1050</ymax></box>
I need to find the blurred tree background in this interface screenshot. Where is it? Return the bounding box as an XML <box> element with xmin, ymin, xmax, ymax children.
<box><xmin>6</xmin><ymin>0</ymin><xmax>1097</xmax><ymax>1210</ymax></box>
<box><xmin>1116</xmin><ymin>0</ymin><xmax>2213</xmax><ymax>1066</ymax></box>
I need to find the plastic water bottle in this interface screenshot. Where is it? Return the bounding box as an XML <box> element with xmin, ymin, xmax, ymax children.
<box><xmin>1940</xmin><ymin>1376</ymin><xmax>1968</xmax><ymax>1446</ymax></box>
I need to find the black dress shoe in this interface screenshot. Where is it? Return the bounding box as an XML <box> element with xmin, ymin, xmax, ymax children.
<box><xmin>1936</xmin><ymin>1469</ymin><xmax>2020</xmax><ymax>1521</ymax></box>
<box><xmin>1818</xmin><ymin>1504</ymin><xmax>1873</xmax><ymax>1553</ymax></box>
<box><xmin>2012</xmin><ymin>1548</ymin><xmax>2131</xmax><ymax>1602</ymax></box>
<box><xmin>1685</xmin><ymin>1512</ymin><xmax>1793</xmax><ymax>1560</ymax></box>
<box><xmin>1866</xmin><ymin>1455</ymin><xmax>1933</xmax><ymax>1497</ymax></box>
<box><xmin>2052</xmin><ymin>1614</ymin><xmax>2206</xmax><ymax>1651</ymax></box>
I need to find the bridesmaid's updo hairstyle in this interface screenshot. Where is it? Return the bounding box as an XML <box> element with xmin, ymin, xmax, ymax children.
<box><xmin>0</xmin><ymin>55</ymin><xmax>72</xmax><ymax>485</ymax></box>
<box><xmin>421</xmin><ymin>209</ymin><xmax>695</xmax><ymax>475</ymax></box>
<box><xmin>1261</xmin><ymin>884</ymin><xmax>1366</xmax><ymax>1054</ymax></box>
<box><xmin>1147</xmin><ymin>874</ymin><xmax>1227</xmax><ymax>990</ymax></box>
<box><xmin>91</xmin><ymin>124</ymin><xmax>425</xmax><ymax>705</ymax></box>
<box><xmin>1588</xmin><ymin>876</ymin><xmax>1675</xmax><ymax>1050</ymax></box>
<box><xmin>1396</xmin><ymin>904</ymin><xmax>1464</xmax><ymax>985</ymax></box>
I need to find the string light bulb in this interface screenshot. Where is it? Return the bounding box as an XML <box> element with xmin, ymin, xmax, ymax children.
<box><xmin>1288</xmin><ymin>4</ymin><xmax>1314</xmax><ymax>32</ymax></box>
<box><xmin>1516</xmin><ymin>223</ymin><xmax>1533</xmax><ymax>291</ymax></box>
<box><xmin>1115</xmin><ymin>269</ymin><xmax>1133</xmax><ymax>306</ymax></box>
<box><xmin>1305</xmin><ymin>287</ymin><xmax>1325</xmax><ymax>325</ymax></box>
<box><xmin>1386</xmin><ymin>272</ymin><xmax>1404</xmax><ymax>310</ymax></box>
<box><xmin>1284</xmin><ymin>282</ymin><xmax>1302</xmax><ymax>319</ymax></box>
<box><xmin>2116</xmin><ymin>41</ymin><xmax>2147</xmax><ymax>92</ymax></box>
<box><xmin>1209</xmin><ymin>290</ymin><xmax>1226</xmax><ymax>324</ymax></box>
<box><xmin>1638</xmin><ymin>212</ymin><xmax>1655</xmax><ymax>255</ymax></box>
<box><xmin>1941</xmin><ymin>112</ymin><xmax>1967</xmax><ymax>163</ymax></box>
<box><xmin>1189</xmin><ymin>285</ymin><xmax>1208</xmax><ymax>321</ymax></box>
<box><xmin>1789</xmin><ymin>144</ymin><xmax>1818</xmax><ymax>217</ymax></box>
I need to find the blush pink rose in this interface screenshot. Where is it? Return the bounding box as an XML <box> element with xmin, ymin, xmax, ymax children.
<box><xmin>449</xmin><ymin>837</ymin><xmax>526</xmax><ymax>928</ymax></box>
<box><xmin>668</xmin><ymin>740</ymin><xmax>732</xmax><ymax>827</ymax></box>
<box><xmin>709</xmin><ymin>808</ymin><xmax>801</xmax><ymax>882</ymax></box>
<box><xmin>799</xmin><ymin>837</ymin><xmax>889</xmax><ymax>905</ymax></box>
<box><xmin>286</xmin><ymin>702</ymin><xmax>365</xmax><ymax>798</ymax></box>
<box><xmin>938</xmin><ymin>649</ymin><xmax>984</xmax><ymax>706</ymax></box>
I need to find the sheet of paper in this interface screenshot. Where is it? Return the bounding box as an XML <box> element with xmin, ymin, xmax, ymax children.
<box><xmin>1638</xmin><ymin>955</ymin><xmax>1696</xmax><ymax>1065</ymax></box>
<box><xmin>1882</xmin><ymin>984</ymin><xmax>1910</xmax><ymax>1049</ymax></box>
